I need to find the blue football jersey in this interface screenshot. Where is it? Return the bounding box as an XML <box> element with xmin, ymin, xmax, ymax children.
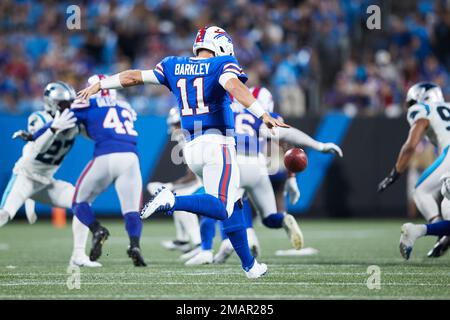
<box><xmin>234</xmin><ymin>110</ymin><xmax>283</xmax><ymax>156</ymax></box>
<box><xmin>153</xmin><ymin>55</ymin><xmax>247</xmax><ymax>138</ymax></box>
<box><xmin>72</xmin><ymin>96</ymin><xmax>138</xmax><ymax>157</ymax></box>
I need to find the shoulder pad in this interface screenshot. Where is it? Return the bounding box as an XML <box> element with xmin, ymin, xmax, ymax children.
<box><xmin>407</xmin><ymin>103</ymin><xmax>430</xmax><ymax>126</ymax></box>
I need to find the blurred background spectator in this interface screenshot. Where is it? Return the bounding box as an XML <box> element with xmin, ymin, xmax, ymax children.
<box><xmin>1</xmin><ymin>0</ymin><xmax>449</xmax><ymax>117</ymax></box>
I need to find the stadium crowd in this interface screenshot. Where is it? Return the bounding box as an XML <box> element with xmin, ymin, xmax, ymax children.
<box><xmin>0</xmin><ymin>0</ymin><xmax>449</xmax><ymax>117</ymax></box>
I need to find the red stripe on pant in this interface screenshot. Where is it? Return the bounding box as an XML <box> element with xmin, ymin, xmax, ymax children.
<box><xmin>72</xmin><ymin>159</ymin><xmax>95</xmax><ymax>203</ymax></box>
<box><xmin>220</xmin><ymin>146</ymin><xmax>231</xmax><ymax>204</ymax></box>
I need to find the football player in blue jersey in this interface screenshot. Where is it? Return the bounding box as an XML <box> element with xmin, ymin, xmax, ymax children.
<box><xmin>35</xmin><ymin>75</ymin><xmax>146</xmax><ymax>266</ymax></box>
<box><xmin>77</xmin><ymin>26</ymin><xmax>288</xmax><ymax>278</ymax></box>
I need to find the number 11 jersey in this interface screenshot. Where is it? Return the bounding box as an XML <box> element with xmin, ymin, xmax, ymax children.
<box><xmin>152</xmin><ymin>55</ymin><xmax>248</xmax><ymax>139</ymax></box>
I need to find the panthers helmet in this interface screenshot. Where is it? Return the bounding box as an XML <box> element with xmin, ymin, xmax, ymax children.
<box><xmin>43</xmin><ymin>81</ymin><xmax>76</xmax><ymax>114</ymax></box>
<box><xmin>193</xmin><ymin>26</ymin><xmax>234</xmax><ymax>57</ymax></box>
<box><xmin>406</xmin><ymin>82</ymin><xmax>444</xmax><ymax>107</ymax></box>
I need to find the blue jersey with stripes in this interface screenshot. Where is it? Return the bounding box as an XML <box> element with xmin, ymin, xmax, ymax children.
<box><xmin>152</xmin><ymin>55</ymin><xmax>247</xmax><ymax>138</ymax></box>
<box><xmin>234</xmin><ymin>110</ymin><xmax>282</xmax><ymax>156</ymax></box>
<box><xmin>71</xmin><ymin>97</ymin><xmax>138</xmax><ymax>157</ymax></box>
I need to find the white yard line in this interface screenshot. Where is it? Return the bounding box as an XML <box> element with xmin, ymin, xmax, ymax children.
<box><xmin>1</xmin><ymin>281</ymin><xmax>449</xmax><ymax>287</ymax></box>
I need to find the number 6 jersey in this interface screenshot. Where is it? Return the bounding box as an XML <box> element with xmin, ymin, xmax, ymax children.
<box><xmin>407</xmin><ymin>102</ymin><xmax>450</xmax><ymax>153</ymax></box>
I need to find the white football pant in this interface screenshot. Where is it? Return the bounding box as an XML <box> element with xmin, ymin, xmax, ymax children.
<box><xmin>74</xmin><ymin>152</ymin><xmax>142</xmax><ymax>214</ymax></box>
<box><xmin>183</xmin><ymin>135</ymin><xmax>239</xmax><ymax>217</ymax></box>
<box><xmin>414</xmin><ymin>149</ymin><xmax>450</xmax><ymax>222</ymax></box>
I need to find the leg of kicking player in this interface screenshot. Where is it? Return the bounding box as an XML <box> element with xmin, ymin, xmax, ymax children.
<box><xmin>143</xmin><ymin>140</ymin><xmax>267</xmax><ymax>278</ymax></box>
<box><xmin>114</xmin><ymin>153</ymin><xmax>146</xmax><ymax>266</ymax></box>
<box><xmin>213</xmin><ymin>197</ymin><xmax>260</xmax><ymax>264</ymax></box>
<box><xmin>32</xmin><ymin>179</ymin><xmax>101</xmax><ymax>267</ymax></box>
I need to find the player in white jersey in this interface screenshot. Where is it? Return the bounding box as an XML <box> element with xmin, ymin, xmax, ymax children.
<box><xmin>378</xmin><ymin>82</ymin><xmax>450</xmax><ymax>257</ymax></box>
<box><xmin>0</xmin><ymin>81</ymin><xmax>100</xmax><ymax>267</ymax></box>
<box><xmin>147</xmin><ymin>107</ymin><xmax>202</xmax><ymax>255</ymax></box>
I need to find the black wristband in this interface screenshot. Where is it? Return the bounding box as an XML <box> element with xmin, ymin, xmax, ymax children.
<box><xmin>390</xmin><ymin>167</ymin><xmax>401</xmax><ymax>182</ymax></box>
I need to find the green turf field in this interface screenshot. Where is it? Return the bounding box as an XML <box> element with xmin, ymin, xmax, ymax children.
<box><xmin>0</xmin><ymin>218</ymin><xmax>449</xmax><ymax>299</ymax></box>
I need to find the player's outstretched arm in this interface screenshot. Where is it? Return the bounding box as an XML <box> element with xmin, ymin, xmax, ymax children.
<box><xmin>276</xmin><ymin>127</ymin><xmax>343</xmax><ymax>157</ymax></box>
<box><xmin>377</xmin><ymin>118</ymin><xmax>429</xmax><ymax>193</ymax></box>
<box><xmin>223</xmin><ymin>78</ymin><xmax>289</xmax><ymax>130</ymax></box>
<box><xmin>77</xmin><ymin>70</ymin><xmax>160</xmax><ymax>101</ymax></box>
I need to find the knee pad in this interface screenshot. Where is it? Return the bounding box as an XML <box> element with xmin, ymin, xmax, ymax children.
<box><xmin>221</xmin><ymin>200</ymin><xmax>246</xmax><ymax>234</ymax></box>
<box><xmin>72</xmin><ymin>202</ymin><xmax>95</xmax><ymax>226</ymax></box>
<box><xmin>262</xmin><ymin>213</ymin><xmax>284</xmax><ymax>229</ymax></box>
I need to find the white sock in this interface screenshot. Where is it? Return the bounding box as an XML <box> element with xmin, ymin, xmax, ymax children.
<box><xmin>176</xmin><ymin>211</ymin><xmax>201</xmax><ymax>245</ymax></box>
<box><xmin>416</xmin><ymin>224</ymin><xmax>427</xmax><ymax>237</ymax></box>
<box><xmin>173</xmin><ymin>212</ymin><xmax>189</xmax><ymax>242</ymax></box>
<box><xmin>246</xmin><ymin>228</ymin><xmax>259</xmax><ymax>247</ymax></box>
<box><xmin>72</xmin><ymin>216</ymin><xmax>89</xmax><ymax>257</ymax></box>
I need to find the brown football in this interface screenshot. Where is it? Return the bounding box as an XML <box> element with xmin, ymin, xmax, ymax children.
<box><xmin>284</xmin><ymin>148</ymin><xmax>308</xmax><ymax>172</ymax></box>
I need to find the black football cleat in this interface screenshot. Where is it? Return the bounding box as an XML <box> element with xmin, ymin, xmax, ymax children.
<box><xmin>89</xmin><ymin>226</ymin><xmax>110</xmax><ymax>261</ymax></box>
<box><xmin>127</xmin><ymin>246</ymin><xmax>147</xmax><ymax>267</ymax></box>
<box><xmin>427</xmin><ymin>236</ymin><xmax>450</xmax><ymax>258</ymax></box>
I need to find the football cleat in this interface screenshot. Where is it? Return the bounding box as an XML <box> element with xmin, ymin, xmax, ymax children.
<box><xmin>69</xmin><ymin>254</ymin><xmax>102</xmax><ymax>268</ymax></box>
<box><xmin>185</xmin><ymin>250</ymin><xmax>213</xmax><ymax>266</ymax></box>
<box><xmin>427</xmin><ymin>236</ymin><xmax>450</xmax><ymax>258</ymax></box>
<box><xmin>161</xmin><ymin>240</ymin><xmax>192</xmax><ymax>252</ymax></box>
<box><xmin>141</xmin><ymin>187</ymin><xmax>175</xmax><ymax>219</ymax></box>
<box><xmin>89</xmin><ymin>226</ymin><xmax>110</xmax><ymax>261</ymax></box>
<box><xmin>180</xmin><ymin>244</ymin><xmax>201</xmax><ymax>261</ymax></box>
<box><xmin>213</xmin><ymin>239</ymin><xmax>234</xmax><ymax>264</ymax></box>
<box><xmin>399</xmin><ymin>223</ymin><xmax>422</xmax><ymax>260</ymax></box>
<box><xmin>245</xmin><ymin>260</ymin><xmax>268</xmax><ymax>279</ymax></box>
<box><xmin>282</xmin><ymin>214</ymin><xmax>304</xmax><ymax>250</ymax></box>
<box><xmin>127</xmin><ymin>246</ymin><xmax>147</xmax><ymax>267</ymax></box>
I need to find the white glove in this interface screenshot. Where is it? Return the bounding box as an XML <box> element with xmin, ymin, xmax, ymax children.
<box><xmin>51</xmin><ymin>109</ymin><xmax>76</xmax><ymax>133</ymax></box>
<box><xmin>147</xmin><ymin>182</ymin><xmax>173</xmax><ymax>196</ymax></box>
<box><xmin>322</xmin><ymin>142</ymin><xmax>343</xmax><ymax>158</ymax></box>
<box><xmin>440</xmin><ymin>174</ymin><xmax>450</xmax><ymax>200</ymax></box>
<box><xmin>284</xmin><ymin>176</ymin><xmax>300</xmax><ymax>205</ymax></box>
<box><xmin>12</xmin><ymin>130</ymin><xmax>33</xmax><ymax>141</ymax></box>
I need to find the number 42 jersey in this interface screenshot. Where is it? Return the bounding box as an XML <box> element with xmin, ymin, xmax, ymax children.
<box><xmin>71</xmin><ymin>96</ymin><xmax>138</xmax><ymax>157</ymax></box>
<box><xmin>407</xmin><ymin>102</ymin><xmax>450</xmax><ymax>153</ymax></box>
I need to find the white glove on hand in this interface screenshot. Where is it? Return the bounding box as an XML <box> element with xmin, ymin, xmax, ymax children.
<box><xmin>322</xmin><ymin>143</ymin><xmax>343</xmax><ymax>158</ymax></box>
<box><xmin>12</xmin><ymin>130</ymin><xmax>33</xmax><ymax>141</ymax></box>
<box><xmin>284</xmin><ymin>176</ymin><xmax>300</xmax><ymax>205</ymax></box>
<box><xmin>51</xmin><ymin>109</ymin><xmax>76</xmax><ymax>133</ymax></box>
